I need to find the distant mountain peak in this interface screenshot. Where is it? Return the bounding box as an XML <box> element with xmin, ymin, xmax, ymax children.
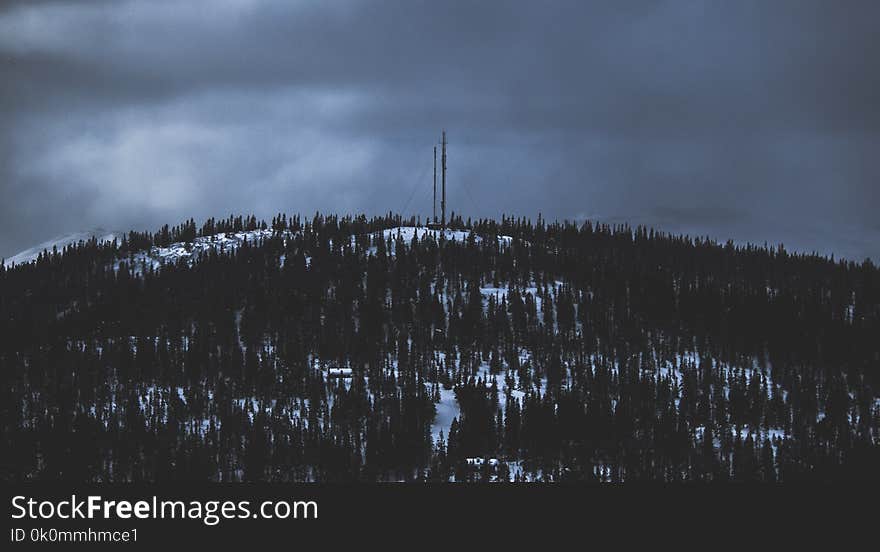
<box><xmin>5</xmin><ymin>229</ymin><xmax>122</xmax><ymax>266</ymax></box>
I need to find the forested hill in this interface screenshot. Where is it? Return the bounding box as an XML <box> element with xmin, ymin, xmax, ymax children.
<box><xmin>1</xmin><ymin>213</ymin><xmax>878</xmax><ymax>482</ymax></box>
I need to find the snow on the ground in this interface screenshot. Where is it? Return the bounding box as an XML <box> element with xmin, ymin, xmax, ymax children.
<box><xmin>7</xmin><ymin>225</ymin><xmax>514</xmax><ymax>272</ymax></box>
<box><xmin>5</xmin><ymin>226</ymin><xmax>283</xmax><ymax>272</ymax></box>
<box><xmin>5</xmin><ymin>229</ymin><xmax>121</xmax><ymax>266</ymax></box>
<box><xmin>383</xmin><ymin>226</ymin><xmax>471</xmax><ymax>243</ymax></box>
<box><xmin>327</xmin><ymin>367</ymin><xmax>353</xmax><ymax>378</ymax></box>
<box><xmin>479</xmin><ymin>283</ymin><xmax>540</xmax><ymax>302</ymax></box>
<box><xmin>479</xmin><ymin>286</ymin><xmax>510</xmax><ymax>300</ymax></box>
<box><xmin>117</xmin><ymin>229</ymin><xmax>283</xmax><ymax>274</ymax></box>
<box><xmin>7</xmin><ymin>223</ymin><xmax>517</xmax><ymax>275</ymax></box>
<box><xmin>694</xmin><ymin>425</ymin><xmax>787</xmax><ymax>450</ymax></box>
<box><xmin>430</xmin><ymin>351</ymin><xmax>461</xmax><ymax>444</ymax></box>
<box><xmin>432</xmin><ymin>387</ymin><xmax>459</xmax><ymax>444</ymax></box>
<box><xmin>381</xmin><ymin>226</ymin><xmax>513</xmax><ymax>249</ymax></box>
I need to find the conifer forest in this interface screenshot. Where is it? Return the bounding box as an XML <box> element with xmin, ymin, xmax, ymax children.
<box><xmin>2</xmin><ymin>213</ymin><xmax>878</xmax><ymax>482</ymax></box>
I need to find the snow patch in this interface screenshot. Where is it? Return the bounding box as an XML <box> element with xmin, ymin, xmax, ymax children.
<box><xmin>6</xmin><ymin>229</ymin><xmax>121</xmax><ymax>266</ymax></box>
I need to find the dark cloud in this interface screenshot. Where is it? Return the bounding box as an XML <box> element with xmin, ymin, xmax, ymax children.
<box><xmin>2</xmin><ymin>0</ymin><xmax>879</xmax><ymax>262</ymax></box>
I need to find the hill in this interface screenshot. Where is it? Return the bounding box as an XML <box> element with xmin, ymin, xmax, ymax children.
<box><xmin>1</xmin><ymin>213</ymin><xmax>877</xmax><ymax>482</ymax></box>
<box><xmin>5</xmin><ymin>229</ymin><xmax>121</xmax><ymax>267</ymax></box>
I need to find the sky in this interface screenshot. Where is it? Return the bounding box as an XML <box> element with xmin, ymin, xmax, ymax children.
<box><xmin>2</xmin><ymin>0</ymin><xmax>879</xmax><ymax>262</ymax></box>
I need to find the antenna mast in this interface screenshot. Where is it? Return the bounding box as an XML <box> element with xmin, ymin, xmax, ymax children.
<box><xmin>433</xmin><ymin>145</ymin><xmax>437</xmax><ymax>223</ymax></box>
<box><xmin>441</xmin><ymin>129</ymin><xmax>447</xmax><ymax>228</ymax></box>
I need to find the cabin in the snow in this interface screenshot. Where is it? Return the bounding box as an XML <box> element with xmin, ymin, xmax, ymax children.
<box><xmin>326</xmin><ymin>367</ymin><xmax>353</xmax><ymax>379</ymax></box>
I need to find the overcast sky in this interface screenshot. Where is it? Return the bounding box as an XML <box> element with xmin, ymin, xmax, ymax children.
<box><xmin>2</xmin><ymin>0</ymin><xmax>878</xmax><ymax>262</ymax></box>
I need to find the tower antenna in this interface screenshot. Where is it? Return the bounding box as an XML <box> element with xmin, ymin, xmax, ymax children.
<box><xmin>441</xmin><ymin>129</ymin><xmax>447</xmax><ymax>228</ymax></box>
<box><xmin>433</xmin><ymin>145</ymin><xmax>437</xmax><ymax>223</ymax></box>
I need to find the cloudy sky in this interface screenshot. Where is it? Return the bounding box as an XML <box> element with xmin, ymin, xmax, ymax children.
<box><xmin>2</xmin><ymin>0</ymin><xmax>878</xmax><ymax>261</ymax></box>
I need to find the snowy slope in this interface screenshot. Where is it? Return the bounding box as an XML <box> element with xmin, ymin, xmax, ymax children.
<box><xmin>117</xmin><ymin>229</ymin><xmax>283</xmax><ymax>274</ymax></box>
<box><xmin>5</xmin><ymin>225</ymin><xmax>514</xmax><ymax>272</ymax></box>
<box><xmin>5</xmin><ymin>229</ymin><xmax>121</xmax><ymax>266</ymax></box>
<box><xmin>380</xmin><ymin>226</ymin><xmax>513</xmax><ymax>248</ymax></box>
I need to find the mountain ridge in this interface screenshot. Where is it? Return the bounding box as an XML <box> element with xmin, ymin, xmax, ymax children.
<box><xmin>4</xmin><ymin>228</ymin><xmax>122</xmax><ymax>267</ymax></box>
